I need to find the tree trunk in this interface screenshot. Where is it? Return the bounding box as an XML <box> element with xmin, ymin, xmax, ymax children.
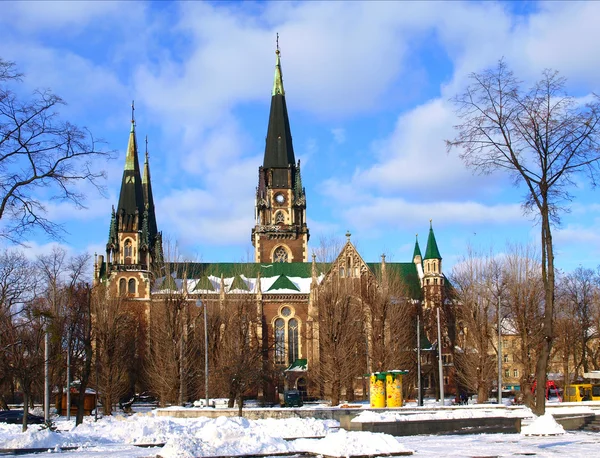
<box><xmin>331</xmin><ymin>379</ymin><xmax>340</xmax><ymax>406</ymax></box>
<box><xmin>237</xmin><ymin>394</ymin><xmax>243</xmax><ymax>417</ymax></box>
<box><xmin>22</xmin><ymin>390</ymin><xmax>29</xmax><ymax>432</ymax></box>
<box><xmin>76</xmin><ymin>326</ymin><xmax>93</xmax><ymax>425</ymax></box>
<box><xmin>534</xmin><ymin>209</ymin><xmax>555</xmax><ymax>416</ymax></box>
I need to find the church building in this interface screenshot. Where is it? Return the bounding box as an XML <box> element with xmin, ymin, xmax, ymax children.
<box><xmin>94</xmin><ymin>45</ymin><xmax>454</xmax><ymax>403</ymax></box>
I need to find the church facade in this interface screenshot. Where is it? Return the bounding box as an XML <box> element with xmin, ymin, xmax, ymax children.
<box><xmin>94</xmin><ymin>46</ymin><xmax>455</xmax><ymax>403</ymax></box>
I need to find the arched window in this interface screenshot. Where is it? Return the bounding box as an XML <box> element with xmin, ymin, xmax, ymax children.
<box><xmin>128</xmin><ymin>278</ymin><xmax>136</xmax><ymax>294</ymax></box>
<box><xmin>340</xmin><ymin>266</ymin><xmax>345</xmax><ymax>277</ymax></box>
<box><xmin>288</xmin><ymin>318</ymin><xmax>299</xmax><ymax>364</ymax></box>
<box><xmin>119</xmin><ymin>278</ymin><xmax>126</xmax><ymax>295</ymax></box>
<box><xmin>124</xmin><ymin>239</ymin><xmax>133</xmax><ymax>264</ymax></box>
<box><xmin>273</xmin><ymin>307</ymin><xmax>302</xmax><ymax>366</ymax></box>
<box><xmin>275</xmin><ymin>318</ymin><xmax>285</xmax><ymax>364</ymax></box>
<box><xmin>273</xmin><ymin>246</ymin><xmax>288</xmax><ymax>263</ymax></box>
<box><xmin>275</xmin><ymin>211</ymin><xmax>285</xmax><ymax>224</ymax></box>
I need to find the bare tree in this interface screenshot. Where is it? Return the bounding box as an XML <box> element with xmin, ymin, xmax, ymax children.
<box><xmin>312</xmin><ymin>275</ymin><xmax>365</xmax><ymax>406</ymax></box>
<box><xmin>0</xmin><ymin>57</ymin><xmax>112</xmax><ymax>242</ymax></box>
<box><xmin>502</xmin><ymin>244</ymin><xmax>545</xmax><ymax>407</ymax></box>
<box><xmin>2</xmin><ymin>302</ymin><xmax>45</xmax><ymax>431</ymax></box>
<box><xmin>92</xmin><ymin>285</ymin><xmax>135</xmax><ymax>415</ymax></box>
<box><xmin>448</xmin><ymin>61</ymin><xmax>600</xmax><ymax>414</ymax></box>
<box><xmin>0</xmin><ymin>249</ymin><xmax>36</xmax><ymax>409</ymax></box>
<box><xmin>555</xmin><ymin>267</ymin><xmax>598</xmax><ymax>382</ymax></box>
<box><xmin>451</xmin><ymin>248</ymin><xmax>498</xmax><ymax>402</ymax></box>
<box><xmin>213</xmin><ymin>292</ymin><xmax>266</xmax><ymax>416</ymax></box>
<box><xmin>364</xmin><ymin>265</ymin><xmax>417</xmax><ymax>390</ymax></box>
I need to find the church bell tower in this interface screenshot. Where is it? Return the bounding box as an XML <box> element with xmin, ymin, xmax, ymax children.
<box><xmin>252</xmin><ymin>42</ymin><xmax>309</xmax><ymax>263</ymax></box>
<box><xmin>98</xmin><ymin>103</ymin><xmax>162</xmax><ymax>298</ymax></box>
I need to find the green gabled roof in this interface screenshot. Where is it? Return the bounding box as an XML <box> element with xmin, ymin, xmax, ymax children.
<box><xmin>424</xmin><ymin>222</ymin><xmax>442</xmax><ymax>260</ymax></box>
<box><xmin>166</xmin><ymin>262</ymin><xmax>329</xmax><ymax>279</ymax></box>
<box><xmin>285</xmin><ymin>358</ymin><xmax>307</xmax><ymax>371</ymax></box>
<box><xmin>193</xmin><ymin>276</ymin><xmax>215</xmax><ymax>291</ymax></box>
<box><xmin>229</xmin><ymin>275</ymin><xmax>249</xmax><ymax>291</ymax></box>
<box><xmin>367</xmin><ymin>262</ymin><xmax>422</xmax><ymax>300</ymax></box>
<box><xmin>159</xmin><ymin>275</ymin><xmax>177</xmax><ymax>290</ymax></box>
<box><xmin>267</xmin><ymin>275</ymin><xmax>300</xmax><ymax>292</ymax></box>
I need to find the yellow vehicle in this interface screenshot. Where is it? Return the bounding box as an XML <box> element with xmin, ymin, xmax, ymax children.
<box><xmin>564</xmin><ymin>384</ymin><xmax>593</xmax><ymax>402</ymax></box>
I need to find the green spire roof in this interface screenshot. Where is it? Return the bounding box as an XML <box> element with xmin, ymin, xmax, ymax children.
<box><xmin>116</xmin><ymin>102</ymin><xmax>145</xmax><ymax>231</ymax></box>
<box><xmin>263</xmin><ymin>45</ymin><xmax>295</xmax><ymax>169</ymax></box>
<box><xmin>272</xmin><ymin>49</ymin><xmax>285</xmax><ymax>96</ymax></box>
<box><xmin>424</xmin><ymin>221</ymin><xmax>442</xmax><ymax>260</ymax></box>
<box><xmin>142</xmin><ymin>139</ymin><xmax>158</xmax><ymax>245</ymax></box>
<box><xmin>267</xmin><ymin>275</ymin><xmax>300</xmax><ymax>292</ymax></box>
<box><xmin>413</xmin><ymin>234</ymin><xmax>422</xmax><ymax>259</ymax></box>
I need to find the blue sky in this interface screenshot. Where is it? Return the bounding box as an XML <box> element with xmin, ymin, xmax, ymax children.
<box><xmin>1</xmin><ymin>1</ymin><xmax>600</xmax><ymax>274</ymax></box>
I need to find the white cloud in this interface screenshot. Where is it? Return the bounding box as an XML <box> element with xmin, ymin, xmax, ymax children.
<box><xmin>341</xmin><ymin>198</ymin><xmax>525</xmax><ymax>231</ymax></box>
<box><xmin>0</xmin><ymin>1</ymin><xmax>126</xmax><ymax>33</ymax></box>
<box><xmin>331</xmin><ymin>128</ymin><xmax>346</xmax><ymax>145</ymax></box>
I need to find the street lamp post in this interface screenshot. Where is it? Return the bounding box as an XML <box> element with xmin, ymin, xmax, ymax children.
<box><xmin>44</xmin><ymin>330</ymin><xmax>50</xmax><ymax>422</ymax></box>
<box><xmin>196</xmin><ymin>299</ymin><xmax>209</xmax><ymax>407</ymax></box>
<box><xmin>497</xmin><ymin>295</ymin><xmax>502</xmax><ymax>406</ymax></box>
<box><xmin>66</xmin><ymin>330</ymin><xmax>71</xmax><ymax>421</ymax></box>
<box><xmin>417</xmin><ymin>314</ymin><xmax>422</xmax><ymax>407</ymax></box>
<box><xmin>437</xmin><ymin>307</ymin><xmax>444</xmax><ymax>406</ymax></box>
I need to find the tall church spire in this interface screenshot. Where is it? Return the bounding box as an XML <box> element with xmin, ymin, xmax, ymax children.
<box><xmin>253</xmin><ymin>39</ymin><xmax>309</xmax><ymax>263</ymax></box>
<box><xmin>263</xmin><ymin>38</ymin><xmax>295</xmax><ymax>169</ymax></box>
<box><xmin>116</xmin><ymin>101</ymin><xmax>145</xmax><ymax>231</ymax></box>
<box><xmin>142</xmin><ymin>136</ymin><xmax>158</xmax><ymax>243</ymax></box>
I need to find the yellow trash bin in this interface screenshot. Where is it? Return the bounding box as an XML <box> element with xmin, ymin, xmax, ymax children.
<box><xmin>370</xmin><ymin>372</ymin><xmax>385</xmax><ymax>407</ymax></box>
<box><xmin>370</xmin><ymin>373</ymin><xmax>386</xmax><ymax>408</ymax></box>
<box><xmin>386</xmin><ymin>371</ymin><xmax>405</xmax><ymax>407</ymax></box>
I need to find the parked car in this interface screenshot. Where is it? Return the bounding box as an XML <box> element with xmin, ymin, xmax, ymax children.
<box><xmin>0</xmin><ymin>410</ymin><xmax>45</xmax><ymax>424</ymax></box>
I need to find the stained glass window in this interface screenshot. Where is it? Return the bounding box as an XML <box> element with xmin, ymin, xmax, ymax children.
<box><xmin>288</xmin><ymin>318</ymin><xmax>299</xmax><ymax>364</ymax></box>
<box><xmin>275</xmin><ymin>318</ymin><xmax>285</xmax><ymax>364</ymax></box>
<box><xmin>273</xmin><ymin>247</ymin><xmax>288</xmax><ymax>263</ymax></box>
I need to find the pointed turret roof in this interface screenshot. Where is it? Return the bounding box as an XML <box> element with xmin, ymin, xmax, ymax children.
<box><xmin>142</xmin><ymin>137</ymin><xmax>158</xmax><ymax>241</ymax></box>
<box><xmin>424</xmin><ymin>221</ymin><xmax>442</xmax><ymax>260</ymax></box>
<box><xmin>116</xmin><ymin>102</ymin><xmax>145</xmax><ymax>230</ymax></box>
<box><xmin>263</xmin><ymin>45</ymin><xmax>295</xmax><ymax>169</ymax></box>
<box><xmin>413</xmin><ymin>234</ymin><xmax>422</xmax><ymax>259</ymax></box>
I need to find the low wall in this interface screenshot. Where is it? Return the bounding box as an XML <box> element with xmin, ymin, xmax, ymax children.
<box><xmin>346</xmin><ymin>417</ymin><xmax>521</xmax><ymax>436</ymax></box>
<box><xmin>155</xmin><ymin>407</ymin><xmax>363</xmax><ymax>424</ymax></box>
<box><xmin>553</xmin><ymin>413</ymin><xmax>595</xmax><ymax>430</ymax></box>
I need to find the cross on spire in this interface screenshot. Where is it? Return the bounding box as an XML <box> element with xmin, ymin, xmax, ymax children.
<box><xmin>132</xmin><ymin>100</ymin><xmax>135</xmax><ymax>122</ymax></box>
<box><xmin>276</xmin><ymin>33</ymin><xmax>279</xmax><ymax>54</ymax></box>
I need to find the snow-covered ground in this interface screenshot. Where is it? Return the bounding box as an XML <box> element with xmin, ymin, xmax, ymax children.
<box><xmin>1</xmin><ymin>405</ymin><xmax>599</xmax><ymax>457</ymax></box>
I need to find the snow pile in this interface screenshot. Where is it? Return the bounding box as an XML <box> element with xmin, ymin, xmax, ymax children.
<box><xmin>2</xmin><ymin>428</ymin><xmax>63</xmax><ymax>449</ymax></box>
<box><xmin>254</xmin><ymin>417</ymin><xmax>338</xmax><ymax>437</ymax></box>
<box><xmin>353</xmin><ymin>407</ymin><xmax>526</xmax><ymax>423</ymax></box>
<box><xmin>293</xmin><ymin>429</ymin><xmax>412</xmax><ymax>457</ymax></box>
<box><xmin>158</xmin><ymin>416</ymin><xmax>292</xmax><ymax>458</ymax></box>
<box><xmin>521</xmin><ymin>412</ymin><xmax>565</xmax><ymax>436</ymax></box>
